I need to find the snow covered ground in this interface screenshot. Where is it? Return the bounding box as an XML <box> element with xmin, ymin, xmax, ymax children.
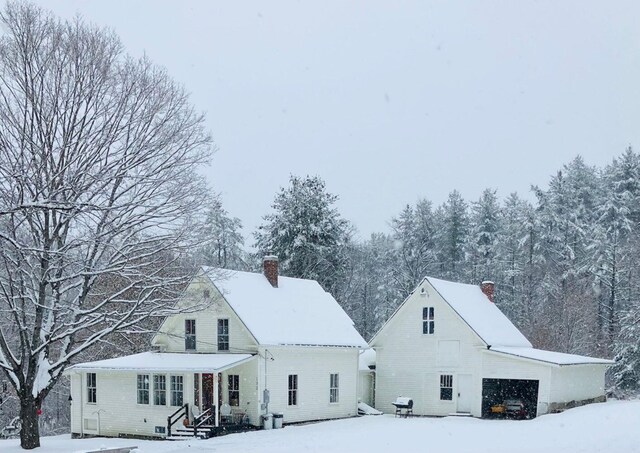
<box><xmin>2</xmin><ymin>400</ymin><xmax>639</xmax><ymax>452</ymax></box>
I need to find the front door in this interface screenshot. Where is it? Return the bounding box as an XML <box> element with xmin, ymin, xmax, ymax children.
<box><xmin>457</xmin><ymin>374</ymin><xmax>474</xmax><ymax>414</ymax></box>
<box><xmin>202</xmin><ymin>373</ymin><xmax>214</xmax><ymax>412</ymax></box>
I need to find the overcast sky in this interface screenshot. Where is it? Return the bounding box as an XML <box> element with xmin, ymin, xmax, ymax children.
<box><xmin>34</xmin><ymin>1</ymin><xmax>640</xmax><ymax>240</ymax></box>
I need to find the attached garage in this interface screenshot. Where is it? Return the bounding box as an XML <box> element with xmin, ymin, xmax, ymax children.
<box><xmin>481</xmin><ymin>378</ymin><xmax>539</xmax><ymax>418</ymax></box>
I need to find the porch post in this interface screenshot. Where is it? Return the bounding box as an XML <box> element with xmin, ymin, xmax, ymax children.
<box><xmin>213</xmin><ymin>372</ymin><xmax>219</xmax><ymax>428</ymax></box>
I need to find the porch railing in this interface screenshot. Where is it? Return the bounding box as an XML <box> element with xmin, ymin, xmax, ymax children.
<box><xmin>193</xmin><ymin>406</ymin><xmax>215</xmax><ymax>438</ymax></box>
<box><xmin>167</xmin><ymin>403</ymin><xmax>189</xmax><ymax>438</ymax></box>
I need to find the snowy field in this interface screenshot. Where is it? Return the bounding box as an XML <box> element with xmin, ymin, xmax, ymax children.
<box><xmin>2</xmin><ymin>400</ymin><xmax>639</xmax><ymax>453</ymax></box>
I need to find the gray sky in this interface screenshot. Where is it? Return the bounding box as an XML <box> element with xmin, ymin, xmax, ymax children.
<box><xmin>35</xmin><ymin>1</ymin><xmax>640</xmax><ymax>240</ymax></box>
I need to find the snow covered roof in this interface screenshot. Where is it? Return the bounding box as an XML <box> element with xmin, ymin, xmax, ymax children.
<box><xmin>66</xmin><ymin>352</ymin><xmax>255</xmax><ymax>373</ymax></box>
<box><xmin>426</xmin><ymin>277</ymin><xmax>532</xmax><ymax>348</ymax></box>
<box><xmin>489</xmin><ymin>346</ymin><xmax>615</xmax><ymax>366</ymax></box>
<box><xmin>203</xmin><ymin>267</ymin><xmax>367</xmax><ymax>348</ymax></box>
<box><xmin>359</xmin><ymin>349</ymin><xmax>376</xmax><ymax>371</ymax></box>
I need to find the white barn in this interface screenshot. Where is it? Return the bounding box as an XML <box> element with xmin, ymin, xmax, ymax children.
<box><xmin>66</xmin><ymin>257</ymin><xmax>367</xmax><ymax>439</ymax></box>
<box><xmin>370</xmin><ymin>277</ymin><xmax>613</xmax><ymax>418</ymax></box>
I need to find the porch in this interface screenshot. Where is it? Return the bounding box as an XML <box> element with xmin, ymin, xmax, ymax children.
<box><xmin>66</xmin><ymin>352</ymin><xmax>261</xmax><ymax>439</ymax></box>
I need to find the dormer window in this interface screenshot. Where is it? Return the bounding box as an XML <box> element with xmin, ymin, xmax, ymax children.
<box><xmin>185</xmin><ymin>319</ymin><xmax>196</xmax><ymax>350</ymax></box>
<box><xmin>423</xmin><ymin>307</ymin><xmax>435</xmax><ymax>335</ymax></box>
<box><xmin>217</xmin><ymin>319</ymin><xmax>229</xmax><ymax>351</ymax></box>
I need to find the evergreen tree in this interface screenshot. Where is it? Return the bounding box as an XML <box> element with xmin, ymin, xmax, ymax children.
<box><xmin>254</xmin><ymin>175</ymin><xmax>352</xmax><ymax>294</ymax></box>
<box><xmin>434</xmin><ymin>190</ymin><xmax>469</xmax><ymax>281</ymax></box>
<box><xmin>197</xmin><ymin>198</ymin><xmax>247</xmax><ymax>270</ymax></box>
<box><xmin>467</xmin><ymin>189</ymin><xmax>501</xmax><ymax>284</ymax></box>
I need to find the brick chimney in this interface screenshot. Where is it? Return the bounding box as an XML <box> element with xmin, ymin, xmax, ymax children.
<box><xmin>481</xmin><ymin>281</ymin><xmax>495</xmax><ymax>303</ymax></box>
<box><xmin>263</xmin><ymin>255</ymin><xmax>279</xmax><ymax>288</ymax></box>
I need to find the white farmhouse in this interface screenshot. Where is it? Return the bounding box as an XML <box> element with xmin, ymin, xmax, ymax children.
<box><xmin>370</xmin><ymin>277</ymin><xmax>613</xmax><ymax>418</ymax></box>
<box><xmin>66</xmin><ymin>257</ymin><xmax>367</xmax><ymax>439</ymax></box>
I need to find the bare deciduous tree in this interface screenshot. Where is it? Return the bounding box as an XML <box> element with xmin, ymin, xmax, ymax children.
<box><xmin>0</xmin><ymin>2</ymin><xmax>213</xmax><ymax>448</ymax></box>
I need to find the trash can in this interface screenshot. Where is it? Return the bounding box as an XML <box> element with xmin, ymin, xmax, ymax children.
<box><xmin>273</xmin><ymin>413</ymin><xmax>283</xmax><ymax>429</ymax></box>
<box><xmin>262</xmin><ymin>413</ymin><xmax>273</xmax><ymax>430</ymax></box>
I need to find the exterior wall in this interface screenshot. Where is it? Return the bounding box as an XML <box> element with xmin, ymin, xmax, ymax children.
<box><xmin>256</xmin><ymin>346</ymin><xmax>360</xmax><ymax>424</ymax></box>
<box><xmin>153</xmin><ymin>274</ymin><xmax>257</xmax><ymax>354</ymax></box>
<box><xmin>358</xmin><ymin>371</ymin><xmax>375</xmax><ymax>407</ymax></box>
<box><xmin>69</xmin><ymin>359</ymin><xmax>261</xmax><ymax>437</ymax></box>
<box><xmin>482</xmin><ymin>351</ymin><xmax>552</xmax><ymax>416</ymax></box>
<box><xmin>548</xmin><ymin>364</ymin><xmax>607</xmax><ymax>406</ymax></box>
<box><xmin>371</xmin><ymin>280</ymin><xmax>487</xmax><ymax>417</ymax></box>
<box><xmin>219</xmin><ymin>359</ymin><xmax>261</xmax><ymax>426</ymax></box>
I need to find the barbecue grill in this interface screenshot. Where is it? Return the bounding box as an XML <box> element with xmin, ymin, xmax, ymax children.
<box><xmin>392</xmin><ymin>397</ymin><xmax>413</xmax><ymax>417</ymax></box>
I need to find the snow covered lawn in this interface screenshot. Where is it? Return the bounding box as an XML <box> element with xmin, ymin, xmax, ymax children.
<box><xmin>2</xmin><ymin>400</ymin><xmax>639</xmax><ymax>452</ymax></box>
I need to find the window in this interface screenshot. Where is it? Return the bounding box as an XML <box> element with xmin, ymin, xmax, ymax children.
<box><xmin>228</xmin><ymin>375</ymin><xmax>239</xmax><ymax>406</ymax></box>
<box><xmin>440</xmin><ymin>374</ymin><xmax>453</xmax><ymax>401</ymax></box>
<box><xmin>170</xmin><ymin>375</ymin><xmax>184</xmax><ymax>406</ymax></box>
<box><xmin>137</xmin><ymin>374</ymin><xmax>149</xmax><ymax>404</ymax></box>
<box><xmin>218</xmin><ymin>319</ymin><xmax>229</xmax><ymax>351</ymax></box>
<box><xmin>423</xmin><ymin>307</ymin><xmax>435</xmax><ymax>334</ymax></box>
<box><xmin>185</xmin><ymin>319</ymin><xmax>196</xmax><ymax>351</ymax></box>
<box><xmin>288</xmin><ymin>374</ymin><xmax>298</xmax><ymax>406</ymax></box>
<box><xmin>154</xmin><ymin>375</ymin><xmax>166</xmax><ymax>405</ymax></box>
<box><xmin>87</xmin><ymin>373</ymin><xmax>97</xmax><ymax>404</ymax></box>
<box><xmin>329</xmin><ymin>373</ymin><xmax>339</xmax><ymax>403</ymax></box>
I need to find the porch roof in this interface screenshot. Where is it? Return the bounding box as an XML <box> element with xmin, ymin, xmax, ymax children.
<box><xmin>66</xmin><ymin>352</ymin><xmax>255</xmax><ymax>373</ymax></box>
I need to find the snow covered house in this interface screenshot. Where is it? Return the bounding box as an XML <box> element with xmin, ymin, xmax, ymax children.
<box><xmin>65</xmin><ymin>257</ymin><xmax>367</xmax><ymax>439</ymax></box>
<box><xmin>370</xmin><ymin>277</ymin><xmax>613</xmax><ymax>419</ymax></box>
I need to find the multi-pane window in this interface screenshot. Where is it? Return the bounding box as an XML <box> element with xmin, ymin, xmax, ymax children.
<box><xmin>87</xmin><ymin>373</ymin><xmax>97</xmax><ymax>404</ymax></box>
<box><xmin>137</xmin><ymin>374</ymin><xmax>149</xmax><ymax>404</ymax></box>
<box><xmin>228</xmin><ymin>375</ymin><xmax>240</xmax><ymax>406</ymax></box>
<box><xmin>288</xmin><ymin>374</ymin><xmax>298</xmax><ymax>406</ymax></box>
<box><xmin>154</xmin><ymin>375</ymin><xmax>167</xmax><ymax>405</ymax></box>
<box><xmin>218</xmin><ymin>319</ymin><xmax>229</xmax><ymax>351</ymax></box>
<box><xmin>170</xmin><ymin>375</ymin><xmax>184</xmax><ymax>407</ymax></box>
<box><xmin>423</xmin><ymin>307</ymin><xmax>435</xmax><ymax>335</ymax></box>
<box><xmin>185</xmin><ymin>319</ymin><xmax>196</xmax><ymax>351</ymax></box>
<box><xmin>329</xmin><ymin>373</ymin><xmax>339</xmax><ymax>403</ymax></box>
<box><xmin>440</xmin><ymin>374</ymin><xmax>453</xmax><ymax>401</ymax></box>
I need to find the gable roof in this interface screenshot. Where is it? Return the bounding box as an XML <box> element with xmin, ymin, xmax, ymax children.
<box><xmin>427</xmin><ymin>277</ymin><xmax>532</xmax><ymax>348</ymax></box>
<box><xmin>203</xmin><ymin>267</ymin><xmax>367</xmax><ymax>348</ymax></box>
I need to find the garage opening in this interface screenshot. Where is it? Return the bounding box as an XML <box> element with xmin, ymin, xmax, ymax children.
<box><xmin>482</xmin><ymin>378</ymin><xmax>539</xmax><ymax>419</ymax></box>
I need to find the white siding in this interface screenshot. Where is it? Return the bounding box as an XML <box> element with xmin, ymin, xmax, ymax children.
<box><xmin>482</xmin><ymin>350</ymin><xmax>552</xmax><ymax>416</ymax></box>
<box><xmin>256</xmin><ymin>346</ymin><xmax>359</xmax><ymax>424</ymax></box>
<box><xmin>153</xmin><ymin>276</ymin><xmax>257</xmax><ymax>354</ymax></box>
<box><xmin>372</xmin><ymin>281</ymin><xmax>486</xmax><ymax>416</ymax></box>
<box><xmin>549</xmin><ymin>365</ymin><xmax>607</xmax><ymax>403</ymax></box>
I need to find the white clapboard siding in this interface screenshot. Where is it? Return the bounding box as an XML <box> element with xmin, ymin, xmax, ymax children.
<box><xmin>372</xmin><ymin>279</ymin><xmax>485</xmax><ymax>416</ymax></box>
<box><xmin>153</xmin><ymin>276</ymin><xmax>257</xmax><ymax>354</ymax></box>
<box><xmin>256</xmin><ymin>346</ymin><xmax>359</xmax><ymax>424</ymax></box>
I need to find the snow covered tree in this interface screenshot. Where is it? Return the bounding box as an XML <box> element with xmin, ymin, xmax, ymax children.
<box><xmin>0</xmin><ymin>3</ymin><xmax>212</xmax><ymax>448</ymax></box>
<box><xmin>254</xmin><ymin>175</ymin><xmax>352</xmax><ymax>294</ymax></box>
<box><xmin>434</xmin><ymin>190</ymin><xmax>469</xmax><ymax>281</ymax></box>
<box><xmin>196</xmin><ymin>198</ymin><xmax>246</xmax><ymax>270</ymax></box>
<box><xmin>467</xmin><ymin>189</ymin><xmax>501</xmax><ymax>284</ymax></box>
<box><xmin>390</xmin><ymin>199</ymin><xmax>437</xmax><ymax>298</ymax></box>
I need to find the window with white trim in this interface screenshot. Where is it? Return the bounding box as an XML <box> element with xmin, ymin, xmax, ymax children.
<box><xmin>87</xmin><ymin>373</ymin><xmax>97</xmax><ymax>404</ymax></box>
<box><xmin>423</xmin><ymin>307</ymin><xmax>435</xmax><ymax>334</ymax></box>
<box><xmin>217</xmin><ymin>319</ymin><xmax>229</xmax><ymax>351</ymax></box>
<box><xmin>154</xmin><ymin>374</ymin><xmax>166</xmax><ymax>405</ymax></box>
<box><xmin>440</xmin><ymin>374</ymin><xmax>453</xmax><ymax>401</ymax></box>
<box><xmin>185</xmin><ymin>319</ymin><xmax>196</xmax><ymax>350</ymax></box>
<box><xmin>137</xmin><ymin>374</ymin><xmax>149</xmax><ymax>404</ymax></box>
<box><xmin>288</xmin><ymin>374</ymin><xmax>298</xmax><ymax>406</ymax></box>
<box><xmin>228</xmin><ymin>374</ymin><xmax>239</xmax><ymax>406</ymax></box>
<box><xmin>170</xmin><ymin>375</ymin><xmax>184</xmax><ymax>407</ymax></box>
<box><xmin>329</xmin><ymin>373</ymin><xmax>339</xmax><ymax>403</ymax></box>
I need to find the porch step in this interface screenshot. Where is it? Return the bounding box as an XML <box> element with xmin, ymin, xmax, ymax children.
<box><xmin>169</xmin><ymin>427</ymin><xmax>211</xmax><ymax>440</ymax></box>
<box><xmin>448</xmin><ymin>412</ymin><xmax>473</xmax><ymax>417</ymax></box>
